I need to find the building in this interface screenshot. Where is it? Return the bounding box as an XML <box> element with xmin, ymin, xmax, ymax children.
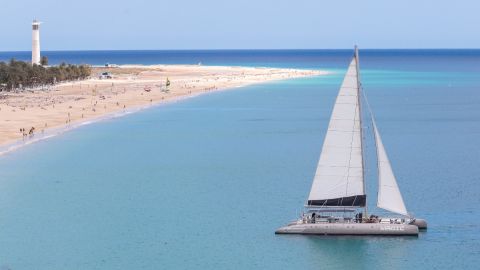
<box><xmin>32</xmin><ymin>20</ymin><xmax>41</xmax><ymax>65</ymax></box>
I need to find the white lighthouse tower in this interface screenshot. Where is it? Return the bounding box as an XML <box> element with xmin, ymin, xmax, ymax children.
<box><xmin>31</xmin><ymin>19</ymin><xmax>41</xmax><ymax>65</ymax></box>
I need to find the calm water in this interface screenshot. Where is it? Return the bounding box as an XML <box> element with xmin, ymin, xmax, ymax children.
<box><xmin>2</xmin><ymin>49</ymin><xmax>480</xmax><ymax>71</ymax></box>
<box><xmin>0</xmin><ymin>50</ymin><xmax>479</xmax><ymax>269</ymax></box>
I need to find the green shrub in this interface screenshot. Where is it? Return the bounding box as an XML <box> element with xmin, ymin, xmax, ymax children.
<box><xmin>0</xmin><ymin>59</ymin><xmax>91</xmax><ymax>91</ymax></box>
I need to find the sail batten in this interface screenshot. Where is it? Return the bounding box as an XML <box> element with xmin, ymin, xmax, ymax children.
<box><xmin>373</xmin><ymin>122</ymin><xmax>409</xmax><ymax>216</ymax></box>
<box><xmin>307</xmin><ymin>57</ymin><xmax>365</xmax><ymax>206</ymax></box>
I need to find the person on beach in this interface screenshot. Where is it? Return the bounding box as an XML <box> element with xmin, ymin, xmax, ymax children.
<box><xmin>28</xmin><ymin>127</ymin><xmax>35</xmax><ymax>137</ymax></box>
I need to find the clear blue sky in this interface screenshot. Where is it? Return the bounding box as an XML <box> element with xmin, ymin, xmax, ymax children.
<box><xmin>1</xmin><ymin>0</ymin><xmax>478</xmax><ymax>51</ymax></box>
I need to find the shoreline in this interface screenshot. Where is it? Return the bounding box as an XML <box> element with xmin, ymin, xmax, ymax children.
<box><xmin>0</xmin><ymin>87</ymin><xmax>202</xmax><ymax>156</ymax></box>
<box><xmin>0</xmin><ymin>64</ymin><xmax>328</xmax><ymax>156</ymax></box>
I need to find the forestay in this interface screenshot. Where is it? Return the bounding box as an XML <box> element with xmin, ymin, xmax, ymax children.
<box><xmin>373</xmin><ymin>122</ymin><xmax>409</xmax><ymax>216</ymax></box>
<box><xmin>307</xmin><ymin>57</ymin><xmax>365</xmax><ymax>207</ymax></box>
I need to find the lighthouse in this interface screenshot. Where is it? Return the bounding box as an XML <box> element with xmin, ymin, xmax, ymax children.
<box><xmin>32</xmin><ymin>20</ymin><xmax>41</xmax><ymax>65</ymax></box>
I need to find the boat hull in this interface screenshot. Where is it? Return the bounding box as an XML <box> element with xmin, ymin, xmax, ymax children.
<box><xmin>275</xmin><ymin>223</ymin><xmax>419</xmax><ymax>236</ymax></box>
<box><xmin>411</xmin><ymin>218</ymin><xmax>428</xmax><ymax>229</ymax></box>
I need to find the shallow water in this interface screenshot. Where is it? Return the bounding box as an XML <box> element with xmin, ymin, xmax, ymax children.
<box><xmin>0</xmin><ymin>50</ymin><xmax>479</xmax><ymax>269</ymax></box>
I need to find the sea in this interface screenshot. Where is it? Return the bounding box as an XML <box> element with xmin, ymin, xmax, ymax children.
<box><xmin>0</xmin><ymin>50</ymin><xmax>479</xmax><ymax>269</ymax></box>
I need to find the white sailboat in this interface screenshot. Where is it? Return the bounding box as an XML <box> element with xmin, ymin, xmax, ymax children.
<box><xmin>276</xmin><ymin>46</ymin><xmax>427</xmax><ymax>236</ymax></box>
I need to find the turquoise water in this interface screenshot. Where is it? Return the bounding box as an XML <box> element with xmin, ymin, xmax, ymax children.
<box><xmin>0</xmin><ymin>51</ymin><xmax>480</xmax><ymax>269</ymax></box>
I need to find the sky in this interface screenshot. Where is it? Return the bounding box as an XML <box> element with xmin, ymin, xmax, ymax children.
<box><xmin>0</xmin><ymin>0</ymin><xmax>479</xmax><ymax>51</ymax></box>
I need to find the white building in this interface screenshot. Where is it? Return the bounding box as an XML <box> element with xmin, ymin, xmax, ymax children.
<box><xmin>32</xmin><ymin>20</ymin><xmax>41</xmax><ymax>65</ymax></box>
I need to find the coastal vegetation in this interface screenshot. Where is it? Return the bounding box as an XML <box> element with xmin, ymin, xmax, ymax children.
<box><xmin>40</xmin><ymin>56</ymin><xmax>48</xmax><ymax>66</ymax></box>
<box><xmin>0</xmin><ymin>59</ymin><xmax>91</xmax><ymax>91</ymax></box>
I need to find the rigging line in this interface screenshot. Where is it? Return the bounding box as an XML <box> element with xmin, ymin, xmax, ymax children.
<box><xmin>359</xmin><ymin>82</ymin><xmax>377</xmax><ymax>125</ymax></box>
<box><xmin>357</xmin><ymin>62</ymin><xmax>392</xmax><ymax>215</ymax></box>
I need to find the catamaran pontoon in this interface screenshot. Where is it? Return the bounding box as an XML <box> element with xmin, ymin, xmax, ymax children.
<box><xmin>275</xmin><ymin>46</ymin><xmax>427</xmax><ymax>236</ymax></box>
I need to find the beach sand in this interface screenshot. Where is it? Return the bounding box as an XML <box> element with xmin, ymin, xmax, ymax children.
<box><xmin>0</xmin><ymin>64</ymin><xmax>325</xmax><ymax>149</ymax></box>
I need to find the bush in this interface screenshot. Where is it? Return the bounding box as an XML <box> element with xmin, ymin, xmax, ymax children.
<box><xmin>40</xmin><ymin>56</ymin><xmax>48</xmax><ymax>66</ymax></box>
<box><xmin>0</xmin><ymin>59</ymin><xmax>91</xmax><ymax>91</ymax></box>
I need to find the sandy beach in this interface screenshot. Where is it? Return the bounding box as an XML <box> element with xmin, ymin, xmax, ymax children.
<box><xmin>0</xmin><ymin>64</ymin><xmax>325</xmax><ymax>149</ymax></box>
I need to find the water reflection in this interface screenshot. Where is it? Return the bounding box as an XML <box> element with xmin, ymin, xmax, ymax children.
<box><xmin>304</xmin><ymin>236</ymin><xmax>417</xmax><ymax>269</ymax></box>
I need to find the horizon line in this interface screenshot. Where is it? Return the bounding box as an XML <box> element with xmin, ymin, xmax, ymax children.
<box><xmin>1</xmin><ymin>48</ymin><xmax>480</xmax><ymax>53</ymax></box>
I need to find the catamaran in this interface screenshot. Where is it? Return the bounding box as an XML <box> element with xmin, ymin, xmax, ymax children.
<box><xmin>276</xmin><ymin>47</ymin><xmax>427</xmax><ymax>236</ymax></box>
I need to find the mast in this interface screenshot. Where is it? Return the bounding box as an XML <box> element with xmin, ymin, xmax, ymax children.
<box><xmin>354</xmin><ymin>45</ymin><xmax>367</xmax><ymax>217</ymax></box>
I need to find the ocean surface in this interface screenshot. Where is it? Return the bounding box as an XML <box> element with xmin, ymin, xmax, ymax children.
<box><xmin>0</xmin><ymin>50</ymin><xmax>479</xmax><ymax>269</ymax></box>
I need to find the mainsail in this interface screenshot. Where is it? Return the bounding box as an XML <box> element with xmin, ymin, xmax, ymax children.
<box><xmin>373</xmin><ymin>122</ymin><xmax>409</xmax><ymax>216</ymax></box>
<box><xmin>307</xmin><ymin>55</ymin><xmax>365</xmax><ymax>207</ymax></box>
